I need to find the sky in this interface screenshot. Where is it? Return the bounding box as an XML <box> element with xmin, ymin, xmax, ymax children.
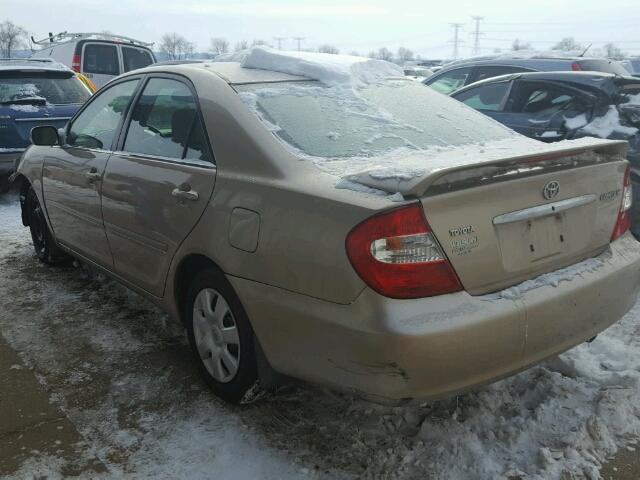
<box><xmin>4</xmin><ymin>0</ymin><xmax>640</xmax><ymax>59</ymax></box>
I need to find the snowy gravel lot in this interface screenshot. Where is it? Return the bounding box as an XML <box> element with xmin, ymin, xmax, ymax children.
<box><xmin>1</xmin><ymin>191</ymin><xmax>640</xmax><ymax>480</ymax></box>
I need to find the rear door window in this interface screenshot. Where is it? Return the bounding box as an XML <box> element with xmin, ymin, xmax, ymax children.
<box><xmin>83</xmin><ymin>44</ymin><xmax>119</xmax><ymax>76</ymax></box>
<box><xmin>123</xmin><ymin>78</ymin><xmax>212</xmax><ymax>163</ymax></box>
<box><xmin>507</xmin><ymin>82</ymin><xmax>590</xmax><ymax>123</ymax></box>
<box><xmin>122</xmin><ymin>47</ymin><xmax>154</xmax><ymax>72</ymax></box>
<box><xmin>453</xmin><ymin>82</ymin><xmax>511</xmax><ymax>111</ymax></box>
<box><xmin>67</xmin><ymin>79</ymin><xmax>139</xmax><ymax>150</ymax></box>
<box><xmin>426</xmin><ymin>67</ymin><xmax>472</xmax><ymax>94</ymax></box>
<box><xmin>472</xmin><ymin>65</ymin><xmax>532</xmax><ymax>83</ymax></box>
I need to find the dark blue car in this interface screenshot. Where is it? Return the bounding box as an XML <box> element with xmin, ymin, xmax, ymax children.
<box><xmin>0</xmin><ymin>58</ymin><xmax>91</xmax><ymax>190</ymax></box>
<box><xmin>451</xmin><ymin>71</ymin><xmax>640</xmax><ymax>236</ymax></box>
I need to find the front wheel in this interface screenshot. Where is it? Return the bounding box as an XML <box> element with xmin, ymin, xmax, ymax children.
<box><xmin>25</xmin><ymin>186</ymin><xmax>70</xmax><ymax>265</ymax></box>
<box><xmin>185</xmin><ymin>268</ymin><xmax>259</xmax><ymax>404</ymax></box>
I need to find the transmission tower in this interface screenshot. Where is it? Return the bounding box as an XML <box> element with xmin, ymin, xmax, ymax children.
<box><xmin>449</xmin><ymin>23</ymin><xmax>464</xmax><ymax>59</ymax></box>
<box><xmin>292</xmin><ymin>36</ymin><xmax>305</xmax><ymax>51</ymax></box>
<box><xmin>274</xmin><ymin>37</ymin><xmax>286</xmax><ymax>50</ymax></box>
<box><xmin>471</xmin><ymin>16</ymin><xmax>484</xmax><ymax>56</ymax></box>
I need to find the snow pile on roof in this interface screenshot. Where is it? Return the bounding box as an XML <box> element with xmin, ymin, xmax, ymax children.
<box><xmin>241</xmin><ymin>46</ymin><xmax>403</xmax><ymax>86</ymax></box>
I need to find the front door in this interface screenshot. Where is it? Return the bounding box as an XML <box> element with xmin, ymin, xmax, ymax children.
<box><xmin>100</xmin><ymin>76</ymin><xmax>216</xmax><ymax>296</ymax></box>
<box><xmin>42</xmin><ymin>78</ymin><xmax>140</xmax><ymax>267</ymax></box>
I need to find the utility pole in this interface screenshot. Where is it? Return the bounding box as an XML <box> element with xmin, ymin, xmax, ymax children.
<box><xmin>292</xmin><ymin>36</ymin><xmax>305</xmax><ymax>51</ymax></box>
<box><xmin>449</xmin><ymin>23</ymin><xmax>464</xmax><ymax>59</ymax></box>
<box><xmin>274</xmin><ymin>37</ymin><xmax>286</xmax><ymax>50</ymax></box>
<box><xmin>471</xmin><ymin>16</ymin><xmax>484</xmax><ymax>56</ymax></box>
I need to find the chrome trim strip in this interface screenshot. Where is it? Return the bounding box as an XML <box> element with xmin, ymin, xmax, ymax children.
<box><xmin>15</xmin><ymin>117</ymin><xmax>72</xmax><ymax>122</ymax></box>
<box><xmin>493</xmin><ymin>194</ymin><xmax>597</xmax><ymax>226</ymax></box>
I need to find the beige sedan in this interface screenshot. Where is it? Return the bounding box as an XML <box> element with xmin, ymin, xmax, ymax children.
<box><xmin>12</xmin><ymin>53</ymin><xmax>640</xmax><ymax>404</ymax></box>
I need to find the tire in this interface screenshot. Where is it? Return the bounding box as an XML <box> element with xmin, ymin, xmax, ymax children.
<box><xmin>185</xmin><ymin>268</ymin><xmax>259</xmax><ymax>404</ymax></box>
<box><xmin>25</xmin><ymin>186</ymin><xmax>70</xmax><ymax>265</ymax></box>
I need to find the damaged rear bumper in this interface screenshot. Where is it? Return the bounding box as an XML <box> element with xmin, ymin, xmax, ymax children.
<box><xmin>230</xmin><ymin>233</ymin><xmax>640</xmax><ymax>401</ymax></box>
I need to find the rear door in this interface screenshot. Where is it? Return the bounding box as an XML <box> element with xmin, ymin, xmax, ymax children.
<box><xmin>42</xmin><ymin>78</ymin><xmax>140</xmax><ymax>267</ymax></box>
<box><xmin>100</xmin><ymin>74</ymin><xmax>216</xmax><ymax>297</ymax></box>
<box><xmin>82</xmin><ymin>42</ymin><xmax>120</xmax><ymax>87</ymax></box>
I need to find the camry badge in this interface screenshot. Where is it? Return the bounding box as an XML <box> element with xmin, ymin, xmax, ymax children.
<box><xmin>543</xmin><ymin>180</ymin><xmax>560</xmax><ymax>200</ymax></box>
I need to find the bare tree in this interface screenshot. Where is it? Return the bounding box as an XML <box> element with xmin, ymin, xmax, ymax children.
<box><xmin>159</xmin><ymin>33</ymin><xmax>195</xmax><ymax>60</ymax></box>
<box><xmin>0</xmin><ymin>20</ymin><xmax>27</xmax><ymax>58</ymax></box>
<box><xmin>552</xmin><ymin>37</ymin><xmax>582</xmax><ymax>52</ymax></box>
<box><xmin>396</xmin><ymin>47</ymin><xmax>414</xmax><ymax>64</ymax></box>
<box><xmin>317</xmin><ymin>44</ymin><xmax>339</xmax><ymax>54</ymax></box>
<box><xmin>376</xmin><ymin>47</ymin><xmax>393</xmax><ymax>62</ymax></box>
<box><xmin>367</xmin><ymin>51</ymin><xmax>377</xmax><ymax>59</ymax></box>
<box><xmin>512</xmin><ymin>39</ymin><xmax>531</xmax><ymax>51</ymax></box>
<box><xmin>210</xmin><ymin>37</ymin><xmax>229</xmax><ymax>56</ymax></box>
<box><xmin>235</xmin><ymin>40</ymin><xmax>249</xmax><ymax>51</ymax></box>
<box><xmin>604</xmin><ymin>42</ymin><xmax>625</xmax><ymax>60</ymax></box>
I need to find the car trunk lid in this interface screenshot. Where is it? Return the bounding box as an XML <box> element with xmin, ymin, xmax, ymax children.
<box><xmin>0</xmin><ymin>104</ymin><xmax>76</xmax><ymax>149</ymax></box>
<box><xmin>347</xmin><ymin>138</ymin><xmax>629</xmax><ymax>295</ymax></box>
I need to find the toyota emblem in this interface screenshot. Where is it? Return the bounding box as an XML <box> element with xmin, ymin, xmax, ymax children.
<box><xmin>543</xmin><ymin>180</ymin><xmax>560</xmax><ymax>200</ymax></box>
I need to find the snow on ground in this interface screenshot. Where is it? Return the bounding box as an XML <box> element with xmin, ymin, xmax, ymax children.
<box><xmin>1</xmin><ymin>193</ymin><xmax>640</xmax><ymax>479</ymax></box>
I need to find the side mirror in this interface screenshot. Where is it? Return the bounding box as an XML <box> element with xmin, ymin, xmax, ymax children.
<box><xmin>31</xmin><ymin>125</ymin><xmax>60</xmax><ymax>146</ymax></box>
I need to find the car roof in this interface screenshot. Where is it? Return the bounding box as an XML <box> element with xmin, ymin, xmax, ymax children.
<box><xmin>135</xmin><ymin>61</ymin><xmax>310</xmax><ymax>84</ymax></box>
<box><xmin>0</xmin><ymin>58</ymin><xmax>73</xmax><ymax>73</ymax></box>
<box><xmin>456</xmin><ymin>70</ymin><xmax>637</xmax><ymax>90</ymax></box>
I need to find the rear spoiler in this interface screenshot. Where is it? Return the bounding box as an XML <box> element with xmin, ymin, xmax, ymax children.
<box><xmin>345</xmin><ymin>139</ymin><xmax>628</xmax><ymax>198</ymax></box>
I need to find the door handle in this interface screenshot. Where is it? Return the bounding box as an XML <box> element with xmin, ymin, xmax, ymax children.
<box><xmin>85</xmin><ymin>168</ymin><xmax>102</xmax><ymax>182</ymax></box>
<box><xmin>172</xmin><ymin>184</ymin><xmax>199</xmax><ymax>201</ymax></box>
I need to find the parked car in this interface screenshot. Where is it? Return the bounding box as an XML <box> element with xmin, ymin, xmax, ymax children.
<box><xmin>424</xmin><ymin>55</ymin><xmax>630</xmax><ymax>94</ymax></box>
<box><xmin>450</xmin><ymin>71</ymin><xmax>640</xmax><ymax>237</ymax></box>
<box><xmin>31</xmin><ymin>32</ymin><xmax>156</xmax><ymax>88</ymax></box>
<box><xmin>0</xmin><ymin>58</ymin><xmax>91</xmax><ymax>191</ymax></box>
<box><xmin>12</xmin><ymin>52</ymin><xmax>640</xmax><ymax>405</ymax></box>
<box><xmin>403</xmin><ymin>66</ymin><xmax>434</xmax><ymax>81</ymax></box>
<box><xmin>622</xmin><ymin>58</ymin><xmax>640</xmax><ymax>78</ymax></box>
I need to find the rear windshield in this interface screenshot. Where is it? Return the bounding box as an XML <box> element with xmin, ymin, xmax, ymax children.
<box><xmin>237</xmin><ymin>79</ymin><xmax>513</xmax><ymax>158</ymax></box>
<box><xmin>577</xmin><ymin>59</ymin><xmax>629</xmax><ymax>76</ymax></box>
<box><xmin>0</xmin><ymin>72</ymin><xmax>90</xmax><ymax>104</ymax></box>
<box><xmin>122</xmin><ymin>47</ymin><xmax>154</xmax><ymax>72</ymax></box>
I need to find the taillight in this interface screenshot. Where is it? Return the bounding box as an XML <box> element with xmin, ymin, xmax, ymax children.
<box><xmin>611</xmin><ymin>165</ymin><xmax>632</xmax><ymax>241</ymax></box>
<box><xmin>571</xmin><ymin>62</ymin><xmax>583</xmax><ymax>71</ymax></box>
<box><xmin>346</xmin><ymin>203</ymin><xmax>462</xmax><ymax>299</ymax></box>
<box><xmin>71</xmin><ymin>54</ymin><xmax>81</xmax><ymax>72</ymax></box>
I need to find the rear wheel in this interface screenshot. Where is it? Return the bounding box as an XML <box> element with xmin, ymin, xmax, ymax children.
<box><xmin>26</xmin><ymin>186</ymin><xmax>70</xmax><ymax>265</ymax></box>
<box><xmin>185</xmin><ymin>268</ymin><xmax>259</xmax><ymax>404</ymax></box>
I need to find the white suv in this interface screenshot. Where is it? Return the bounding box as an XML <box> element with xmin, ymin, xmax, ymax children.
<box><xmin>31</xmin><ymin>32</ymin><xmax>156</xmax><ymax>88</ymax></box>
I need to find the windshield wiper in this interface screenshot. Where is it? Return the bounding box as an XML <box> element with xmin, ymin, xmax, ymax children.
<box><xmin>1</xmin><ymin>96</ymin><xmax>47</xmax><ymax>106</ymax></box>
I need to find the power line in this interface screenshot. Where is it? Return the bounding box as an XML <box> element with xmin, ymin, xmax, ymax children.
<box><xmin>292</xmin><ymin>36</ymin><xmax>305</xmax><ymax>51</ymax></box>
<box><xmin>273</xmin><ymin>37</ymin><xmax>286</xmax><ymax>50</ymax></box>
<box><xmin>471</xmin><ymin>16</ymin><xmax>484</xmax><ymax>56</ymax></box>
<box><xmin>449</xmin><ymin>23</ymin><xmax>464</xmax><ymax>59</ymax></box>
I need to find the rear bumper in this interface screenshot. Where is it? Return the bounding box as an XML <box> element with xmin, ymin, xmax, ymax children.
<box><xmin>231</xmin><ymin>233</ymin><xmax>640</xmax><ymax>401</ymax></box>
<box><xmin>0</xmin><ymin>151</ymin><xmax>23</xmax><ymax>176</ymax></box>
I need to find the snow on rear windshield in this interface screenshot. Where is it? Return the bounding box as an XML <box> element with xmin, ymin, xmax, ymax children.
<box><xmin>237</xmin><ymin>79</ymin><xmax>515</xmax><ymax>158</ymax></box>
<box><xmin>0</xmin><ymin>73</ymin><xmax>90</xmax><ymax>105</ymax></box>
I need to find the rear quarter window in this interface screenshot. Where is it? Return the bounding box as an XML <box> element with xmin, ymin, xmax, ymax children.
<box><xmin>122</xmin><ymin>47</ymin><xmax>154</xmax><ymax>72</ymax></box>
